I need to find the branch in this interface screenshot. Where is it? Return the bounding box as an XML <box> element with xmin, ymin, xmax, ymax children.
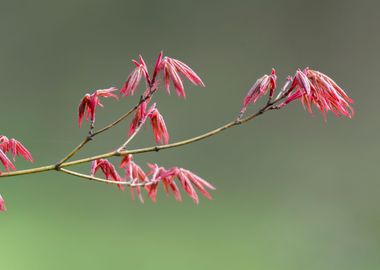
<box><xmin>0</xmin><ymin>54</ymin><xmax>356</xmax><ymax>212</ymax></box>
<box><xmin>59</xmin><ymin>168</ymin><xmax>155</xmax><ymax>187</ymax></box>
<box><xmin>55</xmin><ymin>87</ymin><xmax>158</xmax><ymax>167</ymax></box>
<box><xmin>117</xmin><ymin>120</ymin><xmax>145</xmax><ymax>152</ymax></box>
<box><xmin>0</xmin><ymin>100</ymin><xmax>278</xmax><ymax>179</ymax></box>
<box><xmin>120</xmin><ymin>107</ymin><xmax>268</xmax><ymax>156</ymax></box>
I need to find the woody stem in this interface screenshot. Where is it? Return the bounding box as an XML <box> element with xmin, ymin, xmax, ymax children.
<box><xmin>0</xmin><ymin>98</ymin><xmax>281</xmax><ymax>179</ymax></box>
<box><xmin>117</xmin><ymin>87</ymin><xmax>154</xmax><ymax>152</ymax></box>
<box><xmin>55</xmin><ymin>87</ymin><xmax>158</xmax><ymax>167</ymax></box>
<box><xmin>59</xmin><ymin>168</ymin><xmax>155</xmax><ymax>187</ymax></box>
<box><xmin>117</xmin><ymin>122</ymin><xmax>145</xmax><ymax>152</ymax></box>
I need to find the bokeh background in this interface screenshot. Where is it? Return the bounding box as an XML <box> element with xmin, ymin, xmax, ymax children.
<box><xmin>0</xmin><ymin>0</ymin><xmax>378</xmax><ymax>269</ymax></box>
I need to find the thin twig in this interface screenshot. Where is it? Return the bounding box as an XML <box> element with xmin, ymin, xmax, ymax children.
<box><xmin>92</xmin><ymin>88</ymin><xmax>157</xmax><ymax>137</ymax></box>
<box><xmin>0</xmin><ymin>164</ymin><xmax>57</xmax><ymax>177</ymax></box>
<box><xmin>117</xmin><ymin>123</ymin><xmax>144</xmax><ymax>152</ymax></box>
<box><xmin>59</xmin><ymin>168</ymin><xmax>155</xmax><ymax>187</ymax></box>
<box><xmin>55</xmin><ymin>88</ymin><xmax>158</xmax><ymax>167</ymax></box>
<box><xmin>0</xmin><ymin>99</ymin><xmax>279</xmax><ymax>179</ymax></box>
<box><xmin>117</xmin><ymin>87</ymin><xmax>155</xmax><ymax>152</ymax></box>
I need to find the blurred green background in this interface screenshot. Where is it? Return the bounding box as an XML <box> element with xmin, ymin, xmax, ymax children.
<box><xmin>0</xmin><ymin>0</ymin><xmax>378</xmax><ymax>269</ymax></box>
